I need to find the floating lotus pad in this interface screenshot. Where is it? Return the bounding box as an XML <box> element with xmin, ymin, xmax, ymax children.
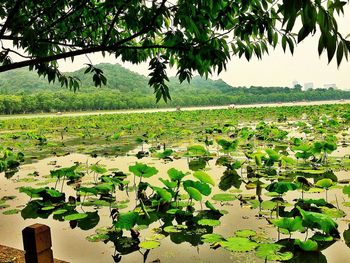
<box><xmin>197</xmin><ymin>219</ymin><xmax>221</xmax><ymax>227</ymax></box>
<box><xmin>234</xmin><ymin>229</ymin><xmax>257</xmax><ymax>238</ymax></box>
<box><xmin>2</xmin><ymin>209</ymin><xmax>21</xmax><ymax>215</ymax></box>
<box><xmin>255</xmin><ymin>243</ymin><xmax>293</xmax><ymax>261</ymax></box>
<box><xmin>139</xmin><ymin>240</ymin><xmax>161</xmax><ymax>249</ymax></box>
<box><xmin>163</xmin><ymin>225</ymin><xmax>187</xmax><ymax>233</ymax></box>
<box><xmin>220</xmin><ymin>237</ymin><xmax>258</xmax><ymax>252</ymax></box>
<box><xmin>201</xmin><ymin>233</ymin><xmax>224</xmax><ymax>243</ymax></box>
<box><xmin>86</xmin><ymin>233</ymin><xmax>109</xmax><ymax>242</ymax></box>
<box><xmin>146</xmin><ymin>234</ymin><xmax>166</xmax><ymax>241</ymax></box>
<box><xmin>212</xmin><ymin>193</ymin><xmax>236</xmax><ymax>201</ymax></box>
<box><xmin>64</xmin><ymin>213</ymin><xmax>89</xmax><ymax>221</ymax></box>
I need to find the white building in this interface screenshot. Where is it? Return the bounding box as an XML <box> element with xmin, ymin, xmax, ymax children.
<box><xmin>292</xmin><ymin>80</ymin><xmax>299</xmax><ymax>88</ymax></box>
<box><xmin>304</xmin><ymin>82</ymin><xmax>314</xmax><ymax>90</ymax></box>
<box><xmin>323</xmin><ymin>84</ymin><xmax>337</xmax><ymax>89</ymax></box>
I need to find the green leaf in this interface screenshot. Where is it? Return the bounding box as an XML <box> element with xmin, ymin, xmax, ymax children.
<box><xmin>129</xmin><ymin>163</ymin><xmax>158</xmax><ymax>178</ymax></box>
<box><xmin>297</xmin><ymin>207</ymin><xmax>339</xmax><ymax>236</ymax></box>
<box><xmin>255</xmin><ymin>243</ymin><xmax>293</xmax><ymax>261</ymax></box>
<box><xmin>90</xmin><ymin>164</ymin><xmax>108</xmax><ymax>174</ymax></box>
<box><xmin>201</xmin><ymin>233</ymin><xmax>224</xmax><ymax>243</ymax></box>
<box><xmin>153</xmin><ymin>187</ymin><xmax>172</xmax><ymax>202</ymax></box>
<box><xmin>266</xmin><ymin>182</ymin><xmax>297</xmax><ymax>194</ymax></box>
<box><xmin>167</xmin><ymin>168</ymin><xmax>186</xmax><ymax>181</ymax></box>
<box><xmin>193</xmin><ymin>171</ymin><xmax>215</xmax><ymax>186</ymax></box>
<box><xmin>3</xmin><ymin>209</ymin><xmax>21</xmax><ymax>215</ymax></box>
<box><xmin>113</xmin><ymin>211</ymin><xmax>139</xmax><ymax>230</ymax></box>
<box><xmin>197</xmin><ymin>219</ymin><xmax>221</xmax><ymax>227</ymax></box>
<box><xmin>46</xmin><ymin>188</ymin><xmax>63</xmax><ymax>198</ymax></box>
<box><xmin>86</xmin><ymin>233</ymin><xmax>109</xmax><ymax>242</ymax></box>
<box><xmin>234</xmin><ymin>229</ymin><xmax>257</xmax><ymax>238</ymax></box>
<box><xmin>220</xmin><ymin>237</ymin><xmax>258</xmax><ymax>252</ymax></box>
<box><xmin>185</xmin><ymin>186</ymin><xmax>202</xmax><ymax>201</ymax></box>
<box><xmin>343</xmin><ymin>185</ymin><xmax>350</xmax><ymax>197</ymax></box>
<box><xmin>139</xmin><ymin>240</ymin><xmax>160</xmax><ymax>249</ymax></box>
<box><xmin>270</xmin><ymin>216</ymin><xmax>304</xmax><ymax>233</ymax></box>
<box><xmin>212</xmin><ymin>193</ymin><xmax>236</xmax><ymax>202</ymax></box>
<box><xmin>315</xmin><ymin>178</ymin><xmax>333</xmax><ymax>189</ymax></box>
<box><xmin>295</xmin><ymin>239</ymin><xmax>318</xmax><ymax>251</ymax></box>
<box><xmin>186</xmin><ymin>145</ymin><xmax>208</xmax><ymax>156</ymax></box>
<box><xmin>163</xmin><ymin>225</ymin><xmax>187</xmax><ymax>233</ymax></box>
<box><xmin>64</xmin><ymin>213</ymin><xmax>88</xmax><ymax>221</ymax></box>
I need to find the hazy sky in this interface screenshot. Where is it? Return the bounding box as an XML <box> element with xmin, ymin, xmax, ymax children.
<box><xmin>58</xmin><ymin>5</ymin><xmax>350</xmax><ymax>90</ymax></box>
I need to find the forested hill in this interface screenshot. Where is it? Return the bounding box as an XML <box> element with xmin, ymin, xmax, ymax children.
<box><xmin>0</xmin><ymin>63</ymin><xmax>349</xmax><ymax>114</ymax></box>
<box><xmin>0</xmin><ymin>63</ymin><xmax>231</xmax><ymax>94</ymax></box>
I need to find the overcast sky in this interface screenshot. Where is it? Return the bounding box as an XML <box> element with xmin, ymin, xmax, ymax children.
<box><xmin>58</xmin><ymin>4</ymin><xmax>350</xmax><ymax>90</ymax></box>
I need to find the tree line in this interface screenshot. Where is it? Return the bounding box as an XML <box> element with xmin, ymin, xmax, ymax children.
<box><xmin>0</xmin><ymin>87</ymin><xmax>349</xmax><ymax>115</ymax></box>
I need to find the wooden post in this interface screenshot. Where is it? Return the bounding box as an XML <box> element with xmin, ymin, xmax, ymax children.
<box><xmin>22</xmin><ymin>224</ymin><xmax>54</xmax><ymax>263</ymax></box>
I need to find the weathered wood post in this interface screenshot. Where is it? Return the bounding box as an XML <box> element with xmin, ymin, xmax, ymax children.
<box><xmin>22</xmin><ymin>224</ymin><xmax>54</xmax><ymax>263</ymax></box>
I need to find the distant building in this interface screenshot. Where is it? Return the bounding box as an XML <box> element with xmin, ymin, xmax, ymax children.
<box><xmin>323</xmin><ymin>83</ymin><xmax>337</xmax><ymax>89</ymax></box>
<box><xmin>304</xmin><ymin>82</ymin><xmax>314</xmax><ymax>90</ymax></box>
<box><xmin>292</xmin><ymin>80</ymin><xmax>299</xmax><ymax>88</ymax></box>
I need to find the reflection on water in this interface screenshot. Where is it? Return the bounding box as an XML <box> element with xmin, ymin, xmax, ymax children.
<box><xmin>0</xmin><ymin>153</ymin><xmax>350</xmax><ymax>263</ymax></box>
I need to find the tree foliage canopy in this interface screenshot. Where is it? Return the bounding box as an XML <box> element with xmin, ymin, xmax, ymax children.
<box><xmin>0</xmin><ymin>0</ymin><xmax>349</xmax><ymax>101</ymax></box>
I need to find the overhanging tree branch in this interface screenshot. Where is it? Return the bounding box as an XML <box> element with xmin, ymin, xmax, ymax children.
<box><xmin>0</xmin><ymin>0</ymin><xmax>24</xmax><ymax>39</ymax></box>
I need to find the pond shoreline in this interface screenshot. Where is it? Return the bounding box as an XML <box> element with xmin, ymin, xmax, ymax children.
<box><xmin>0</xmin><ymin>99</ymin><xmax>349</xmax><ymax>120</ymax></box>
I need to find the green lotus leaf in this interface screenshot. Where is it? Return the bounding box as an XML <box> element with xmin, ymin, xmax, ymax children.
<box><xmin>64</xmin><ymin>213</ymin><xmax>88</xmax><ymax>221</ymax></box>
<box><xmin>146</xmin><ymin>234</ymin><xmax>166</xmax><ymax>241</ymax></box>
<box><xmin>201</xmin><ymin>233</ymin><xmax>225</xmax><ymax>243</ymax></box>
<box><xmin>266</xmin><ymin>182</ymin><xmax>297</xmax><ymax>194</ymax></box>
<box><xmin>41</xmin><ymin>206</ymin><xmax>55</xmax><ymax>211</ymax></box>
<box><xmin>197</xmin><ymin>219</ymin><xmax>221</xmax><ymax>227</ymax></box>
<box><xmin>255</xmin><ymin>243</ymin><xmax>293</xmax><ymax>261</ymax></box>
<box><xmin>311</xmin><ymin>232</ymin><xmax>333</xmax><ymax>242</ymax></box>
<box><xmin>270</xmin><ymin>216</ymin><xmax>304</xmax><ymax>233</ymax></box>
<box><xmin>205</xmin><ymin>200</ymin><xmax>219</xmax><ymax>212</ymax></box>
<box><xmin>156</xmin><ymin>149</ymin><xmax>173</xmax><ymax>159</ymax></box>
<box><xmin>46</xmin><ymin>188</ymin><xmax>63</xmax><ymax>198</ymax></box>
<box><xmin>90</xmin><ymin>164</ymin><xmax>108</xmax><ymax>174</ymax></box>
<box><xmin>129</xmin><ymin>163</ymin><xmax>158</xmax><ymax>178</ymax></box>
<box><xmin>167</xmin><ymin>168</ymin><xmax>186</xmax><ymax>181</ymax></box>
<box><xmin>295</xmin><ymin>239</ymin><xmax>318</xmax><ymax>251</ymax></box>
<box><xmin>185</xmin><ymin>186</ymin><xmax>202</xmax><ymax>201</ymax></box>
<box><xmin>86</xmin><ymin>233</ymin><xmax>109</xmax><ymax>242</ymax></box>
<box><xmin>2</xmin><ymin>209</ymin><xmax>21</xmax><ymax>215</ymax></box>
<box><xmin>19</xmin><ymin>186</ymin><xmax>45</xmax><ymax>198</ymax></box>
<box><xmin>186</xmin><ymin>145</ymin><xmax>208</xmax><ymax>156</ymax></box>
<box><xmin>153</xmin><ymin>187</ymin><xmax>172</xmax><ymax>202</ymax></box>
<box><xmin>297</xmin><ymin>207</ymin><xmax>339</xmax><ymax>236</ymax></box>
<box><xmin>79</xmin><ymin>186</ymin><xmax>99</xmax><ymax>196</ymax></box>
<box><xmin>343</xmin><ymin>185</ymin><xmax>350</xmax><ymax>197</ymax></box>
<box><xmin>139</xmin><ymin>240</ymin><xmax>160</xmax><ymax>249</ymax></box>
<box><xmin>344</xmin><ymin>226</ymin><xmax>350</xmax><ymax>248</ymax></box>
<box><xmin>95</xmin><ymin>183</ymin><xmax>114</xmax><ymax>194</ymax></box>
<box><xmin>113</xmin><ymin>211</ymin><xmax>139</xmax><ymax>230</ymax></box>
<box><xmin>163</xmin><ymin>225</ymin><xmax>187</xmax><ymax>233</ymax></box>
<box><xmin>183</xmin><ymin>180</ymin><xmax>211</xmax><ymax>196</ymax></box>
<box><xmin>52</xmin><ymin>209</ymin><xmax>68</xmax><ymax>215</ymax></box>
<box><xmin>261</xmin><ymin>200</ymin><xmax>276</xmax><ymax>210</ymax></box>
<box><xmin>320</xmin><ymin>207</ymin><xmax>346</xmax><ymax>218</ymax></box>
<box><xmin>315</xmin><ymin>178</ymin><xmax>333</xmax><ymax>189</ymax></box>
<box><xmin>212</xmin><ymin>193</ymin><xmax>236</xmax><ymax>202</ymax></box>
<box><xmin>219</xmin><ymin>169</ymin><xmax>242</xmax><ymax>190</ymax></box>
<box><xmin>159</xmin><ymin>178</ymin><xmax>177</xmax><ymax>188</ymax></box>
<box><xmin>235</xmin><ymin>229</ymin><xmax>257</xmax><ymax>238</ymax></box>
<box><xmin>220</xmin><ymin>237</ymin><xmax>258</xmax><ymax>252</ymax></box>
<box><xmin>193</xmin><ymin>171</ymin><xmax>215</xmax><ymax>186</ymax></box>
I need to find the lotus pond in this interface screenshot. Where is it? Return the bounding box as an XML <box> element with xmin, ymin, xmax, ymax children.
<box><xmin>1</xmin><ymin>104</ymin><xmax>350</xmax><ymax>262</ymax></box>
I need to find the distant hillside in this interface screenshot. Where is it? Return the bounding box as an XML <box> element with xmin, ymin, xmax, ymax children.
<box><xmin>0</xmin><ymin>63</ymin><xmax>233</xmax><ymax>94</ymax></box>
<box><xmin>0</xmin><ymin>63</ymin><xmax>349</xmax><ymax>114</ymax></box>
